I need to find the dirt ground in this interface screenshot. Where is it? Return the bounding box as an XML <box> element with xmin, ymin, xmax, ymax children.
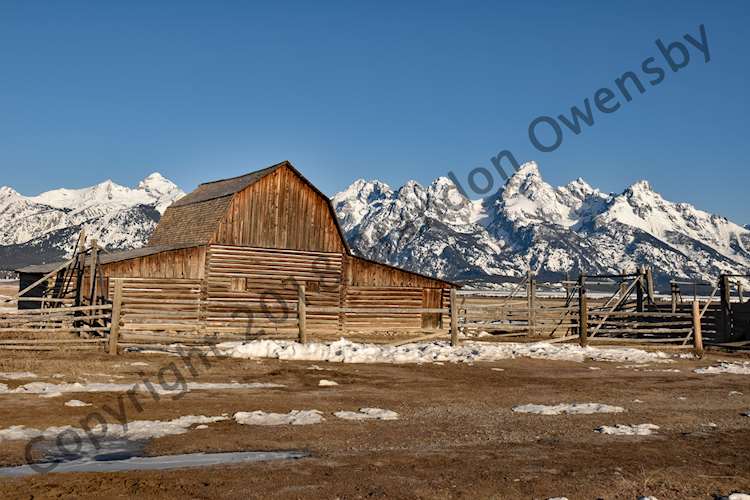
<box><xmin>0</xmin><ymin>346</ymin><xmax>748</xmax><ymax>499</ymax></box>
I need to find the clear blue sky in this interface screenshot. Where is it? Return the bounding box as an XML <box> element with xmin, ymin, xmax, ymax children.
<box><xmin>1</xmin><ymin>1</ymin><xmax>748</xmax><ymax>223</ymax></box>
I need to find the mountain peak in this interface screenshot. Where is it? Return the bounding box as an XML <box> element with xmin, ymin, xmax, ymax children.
<box><xmin>138</xmin><ymin>172</ymin><xmax>180</xmax><ymax>197</ymax></box>
<box><xmin>0</xmin><ymin>186</ymin><xmax>20</xmax><ymax>198</ymax></box>
<box><xmin>627</xmin><ymin>179</ymin><xmax>654</xmax><ymax>194</ymax></box>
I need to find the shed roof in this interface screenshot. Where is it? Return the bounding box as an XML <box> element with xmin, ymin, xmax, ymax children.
<box><xmin>16</xmin><ymin>243</ymin><xmax>202</xmax><ymax>274</ymax></box>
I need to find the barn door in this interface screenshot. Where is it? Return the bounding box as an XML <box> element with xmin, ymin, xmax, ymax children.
<box><xmin>733</xmin><ymin>302</ymin><xmax>750</xmax><ymax>340</ymax></box>
<box><xmin>421</xmin><ymin>288</ymin><xmax>443</xmax><ymax>329</ymax></box>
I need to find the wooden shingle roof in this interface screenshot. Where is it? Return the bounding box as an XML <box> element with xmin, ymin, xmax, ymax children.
<box><xmin>16</xmin><ymin>243</ymin><xmax>202</xmax><ymax>274</ymax></box>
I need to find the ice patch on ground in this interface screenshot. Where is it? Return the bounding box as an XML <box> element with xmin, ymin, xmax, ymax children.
<box><xmin>0</xmin><ymin>372</ymin><xmax>37</xmax><ymax>380</ymax></box>
<box><xmin>694</xmin><ymin>362</ymin><xmax>750</xmax><ymax>375</ymax></box>
<box><xmin>0</xmin><ymin>381</ymin><xmax>283</xmax><ymax>396</ymax></box>
<box><xmin>333</xmin><ymin>408</ymin><xmax>399</xmax><ymax>421</ymax></box>
<box><xmin>595</xmin><ymin>424</ymin><xmax>659</xmax><ymax>435</ymax></box>
<box><xmin>318</xmin><ymin>380</ymin><xmax>338</xmax><ymax>387</ymax></box>
<box><xmin>512</xmin><ymin>403</ymin><xmax>625</xmax><ymax>415</ymax></box>
<box><xmin>0</xmin><ymin>449</ymin><xmax>308</xmax><ymax>477</ymax></box>
<box><xmin>234</xmin><ymin>410</ymin><xmax>324</xmax><ymax>426</ymax></box>
<box><xmin>0</xmin><ymin>415</ymin><xmax>228</xmax><ymax>442</ymax></box>
<box><xmin>64</xmin><ymin>399</ymin><xmax>92</xmax><ymax>407</ymax></box>
<box><xmin>213</xmin><ymin>339</ymin><xmax>671</xmax><ymax>365</ymax></box>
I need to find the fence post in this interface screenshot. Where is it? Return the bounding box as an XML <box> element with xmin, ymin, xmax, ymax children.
<box><xmin>636</xmin><ymin>267</ymin><xmax>645</xmax><ymax>312</ymax></box>
<box><xmin>719</xmin><ymin>275</ymin><xmax>731</xmax><ymax>341</ymax></box>
<box><xmin>298</xmin><ymin>285</ymin><xmax>307</xmax><ymax>344</ymax></box>
<box><xmin>692</xmin><ymin>299</ymin><xmax>703</xmax><ymax>357</ymax></box>
<box><xmin>527</xmin><ymin>270</ymin><xmax>536</xmax><ymax>337</ymax></box>
<box><xmin>738</xmin><ymin>281</ymin><xmax>744</xmax><ymax>304</ymax></box>
<box><xmin>578</xmin><ymin>275</ymin><xmax>588</xmax><ymax>347</ymax></box>
<box><xmin>671</xmin><ymin>283</ymin><xmax>678</xmax><ymax>313</ymax></box>
<box><xmin>450</xmin><ymin>287</ymin><xmax>458</xmax><ymax>347</ymax></box>
<box><xmin>108</xmin><ymin>280</ymin><xmax>123</xmax><ymax>356</ymax></box>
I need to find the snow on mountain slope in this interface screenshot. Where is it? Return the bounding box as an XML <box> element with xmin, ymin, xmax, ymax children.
<box><xmin>1</xmin><ymin>163</ymin><xmax>747</xmax><ymax>288</ymax></box>
<box><xmin>333</xmin><ymin>162</ymin><xmax>750</xmax><ymax>287</ymax></box>
<box><xmin>0</xmin><ymin>174</ymin><xmax>183</xmax><ymax>269</ymax></box>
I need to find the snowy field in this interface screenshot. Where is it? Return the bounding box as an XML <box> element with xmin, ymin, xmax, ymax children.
<box><xmin>0</xmin><ymin>341</ymin><xmax>748</xmax><ymax>498</ymax></box>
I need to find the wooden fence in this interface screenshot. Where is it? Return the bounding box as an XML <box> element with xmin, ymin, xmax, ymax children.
<box><xmin>0</xmin><ymin>301</ymin><xmax>112</xmax><ymax>351</ymax></box>
<box><xmin>105</xmin><ymin>278</ymin><xmax>458</xmax><ymax>352</ymax></box>
<box><xmin>2</xmin><ymin>269</ymin><xmax>745</xmax><ymax>355</ymax></box>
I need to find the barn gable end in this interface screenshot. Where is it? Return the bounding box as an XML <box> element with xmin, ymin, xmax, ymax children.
<box><xmin>211</xmin><ymin>163</ymin><xmax>346</xmax><ymax>253</ymax></box>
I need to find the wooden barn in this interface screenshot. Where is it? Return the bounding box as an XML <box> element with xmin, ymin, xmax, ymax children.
<box><xmin>17</xmin><ymin>161</ymin><xmax>455</xmax><ymax>342</ymax></box>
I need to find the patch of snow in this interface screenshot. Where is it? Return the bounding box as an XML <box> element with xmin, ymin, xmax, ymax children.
<box><xmin>595</xmin><ymin>424</ymin><xmax>659</xmax><ymax>435</ymax></box>
<box><xmin>729</xmin><ymin>391</ymin><xmax>743</xmax><ymax>396</ymax></box>
<box><xmin>491</xmin><ymin>368</ymin><xmax>504</xmax><ymax>372</ymax></box>
<box><xmin>0</xmin><ymin>372</ymin><xmax>37</xmax><ymax>380</ymax></box>
<box><xmin>64</xmin><ymin>399</ymin><xmax>92</xmax><ymax>407</ymax></box>
<box><xmin>234</xmin><ymin>410</ymin><xmax>324</xmax><ymax>426</ymax></box>
<box><xmin>333</xmin><ymin>408</ymin><xmax>399</xmax><ymax>421</ymax></box>
<box><xmin>318</xmin><ymin>379</ymin><xmax>338</xmax><ymax>387</ymax></box>
<box><xmin>0</xmin><ymin>415</ymin><xmax>227</xmax><ymax>442</ymax></box>
<box><xmin>512</xmin><ymin>403</ymin><xmax>625</xmax><ymax>415</ymax></box>
<box><xmin>0</xmin><ymin>380</ymin><xmax>283</xmax><ymax>396</ymax></box>
<box><xmin>214</xmin><ymin>339</ymin><xmax>671</xmax><ymax>365</ymax></box>
<box><xmin>694</xmin><ymin>362</ymin><xmax>750</xmax><ymax>375</ymax></box>
<box><xmin>40</xmin><ymin>392</ymin><xmax>63</xmax><ymax>398</ymax></box>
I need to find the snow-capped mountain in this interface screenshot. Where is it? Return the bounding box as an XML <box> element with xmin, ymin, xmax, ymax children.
<box><xmin>0</xmin><ymin>174</ymin><xmax>183</xmax><ymax>270</ymax></box>
<box><xmin>1</xmin><ymin>163</ymin><xmax>747</xmax><ymax>289</ymax></box>
<box><xmin>333</xmin><ymin>162</ymin><xmax>750</xmax><ymax>288</ymax></box>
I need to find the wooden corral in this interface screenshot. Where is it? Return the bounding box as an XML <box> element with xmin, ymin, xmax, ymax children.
<box><xmin>9</xmin><ymin>161</ymin><xmax>749</xmax><ymax>354</ymax></box>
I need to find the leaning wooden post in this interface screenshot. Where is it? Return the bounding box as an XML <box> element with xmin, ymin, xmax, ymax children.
<box><xmin>74</xmin><ymin>234</ymin><xmax>87</xmax><ymax>307</ymax></box>
<box><xmin>450</xmin><ymin>287</ymin><xmax>458</xmax><ymax>347</ymax></box>
<box><xmin>89</xmin><ymin>239</ymin><xmax>98</xmax><ymax>306</ymax></box>
<box><xmin>691</xmin><ymin>299</ymin><xmax>704</xmax><ymax>358</ymax></box>
<box><xmin>578</xmin><ymin>274</ymin><xmax>588</xmax><ymax>347</ymax></box>
<box><xmin>108</xmin><ymin>280</ymin><xmax>123</xmax><ymax>356</ymax></box>
<box><xmin>297</xmin><ymin>284</ymin><xmax>307</xmax><ymax>344</ymax></box>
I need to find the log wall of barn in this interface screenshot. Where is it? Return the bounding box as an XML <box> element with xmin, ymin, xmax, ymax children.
<box><xmin>211</xmin><ymin>166</ymin><xmax>346</xmax><ymax>254</ymax></box>
<box><xmin>204</xmin><ymin>244</ymin><xmax>342</xmax><ymax>334</ymax></box>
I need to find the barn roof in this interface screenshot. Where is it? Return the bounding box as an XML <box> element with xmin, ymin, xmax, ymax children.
<box><xmin>149</xmin><ymin>160</ymin><xmax>352</xmax><ymax>251</ymax></box>
<box><xmin>16</xmin><ymin>243</ymin><xmax>202</xmax><ymax>274</ymax></box>
<box><xmin>171</xmin><ymin>163</ymin><xmax>282</xmax><ymax>207</ymax></box>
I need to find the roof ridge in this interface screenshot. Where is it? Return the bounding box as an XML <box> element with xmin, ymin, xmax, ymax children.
<box><xmin>198</xmin><ymin>161</ymin><xmax>289</xmax><ymax>186</ymax></box>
